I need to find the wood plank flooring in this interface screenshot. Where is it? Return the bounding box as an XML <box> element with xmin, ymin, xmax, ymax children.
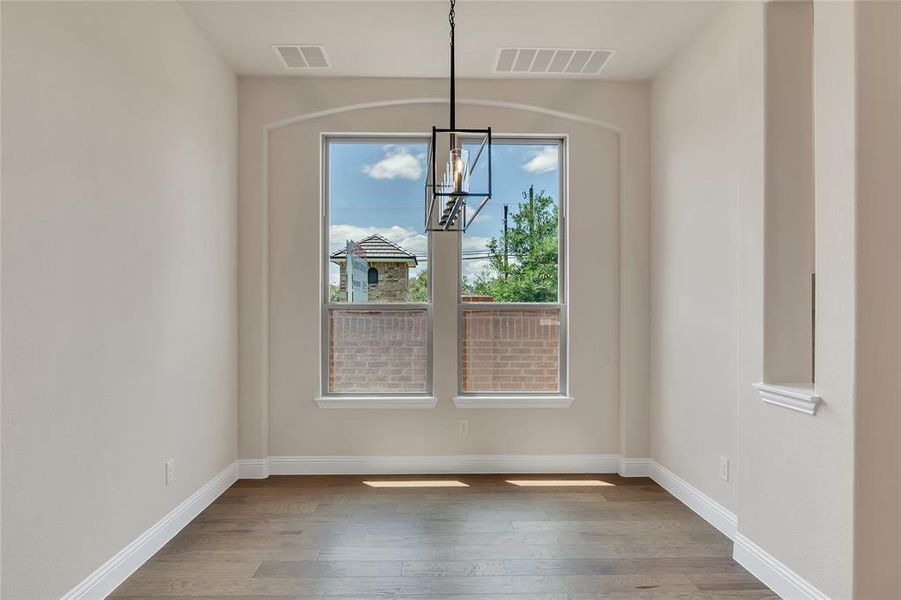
<box><xmin>110</xmin><ymin>474</ymin><xmax>775</xmax><ymax>599</ymax></box>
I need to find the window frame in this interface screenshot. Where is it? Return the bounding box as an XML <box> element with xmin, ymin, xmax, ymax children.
<box><xmin>456</xmin><ymin>135</ymin><xmax>569</xmax><ymax>400</ymax></box>
<box><xmin>319</xmin><ymin>134</ymin><xmax>434</xmax><ymax>400</ymax></box>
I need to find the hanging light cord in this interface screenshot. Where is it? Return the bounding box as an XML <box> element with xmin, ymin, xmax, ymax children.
<box><xmin>449</xmin><ymin>0</ymin><xmax>456</xmax><ymax>40</ymax></box>
<box><xmin>449</xmin><ymin>0</ymin><xmax>456</xmax><ymax>130</ymax></box>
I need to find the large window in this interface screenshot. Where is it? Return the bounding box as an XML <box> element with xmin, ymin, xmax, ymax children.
<box><xmin>322</xmin><ymin>137</ymin><xmax>431</xmax><ymax>396</ymax></box>
<box><xmin>459</xmin><ymin>139</ymin><xmax>566</xmax><ymax>396</ymax></box>
<box><xmin>321</xmin><ymin>136</ymin><xmax>566</xmax><ymax>401</ymax></box>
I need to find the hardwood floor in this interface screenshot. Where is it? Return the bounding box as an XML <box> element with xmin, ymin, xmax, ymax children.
<box><xmin>111</xmin><ymin>474</ymin><xmax>775</xmax><ymax>599</ymax></box>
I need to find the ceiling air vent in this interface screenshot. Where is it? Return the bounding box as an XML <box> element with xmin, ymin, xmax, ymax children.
<box><xmin>272</xmin><ymin>45</ymin><xmax>331</xmax><ymax>69</ymax></box>
<box><xmin>495</xmin><ymin>48</ymin><xmax>613</xmax><ymax>76</ymax></box>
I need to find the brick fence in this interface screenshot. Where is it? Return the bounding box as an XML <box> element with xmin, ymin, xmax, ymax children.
<box><xmin>461</xmin><ymin>308</ymin><xmax>560</xmax><ymax>393</ymax></box>
<box><xmin>329</xmin><ymin>309</ymin><xmax>428</xmax><ymax>393</ymax></box>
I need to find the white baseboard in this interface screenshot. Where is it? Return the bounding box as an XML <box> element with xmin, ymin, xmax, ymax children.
<box><xmin>646</xmin><ymin>460</ymin><xmax>829</xmax><ymax>600</ymax></box>
<box><xmin>734</xmin><ymin>533</ymin><xmax>829</xmax><ymax>600</ymax></box>
<box><xmin>238</xmin><ymin>458</ymin><xmax>270</xmax><ymax>479</ymax></box>
<box><xmin>62</xmin><ymin>461</ymin><xmax>238</xmax><ymax>600</ymax></box>
<box><xmin>239</xmin><ymin>454</ymin><xmax>652</xmax><ymax>478</ymax></box>
<box><xmin>246</xmin><ymin>454</ymin><xmax>622</xmax><ymax>475</ymax></box>
<box><xmin>647</xmin><ymin>459</ymin><xmax>738</xmax><ymax>539</ymax></box>
<box><xmin>617</xmin><ymin>457</ymin><xmax>650</xmax><ymax>477</ymax></box>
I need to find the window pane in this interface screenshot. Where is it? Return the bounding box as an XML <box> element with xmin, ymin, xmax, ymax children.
<box><xmin>329</xmin><ymin>308</ymin><xmax>428</xmax><ymax>393</ymax></box>
<box><xmin>462</xmin><ymin>142</ymin><xmax>560</xmax><ymax>303</ymax></box>
<box><xmin>327</xmin><ymin>141</ymin><xmax>429</xmax><ymax>303</ymax></box>
<box><xmin>461</xmin><ymin>308</ymin><xmax>561</xmax><ymax>393</ymax></box>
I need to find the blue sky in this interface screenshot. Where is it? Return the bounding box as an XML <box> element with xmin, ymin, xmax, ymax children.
<box><xmin>328</xmin><ymin>140</ymin><xmax>559</xmax><ymax>285</ymax></box>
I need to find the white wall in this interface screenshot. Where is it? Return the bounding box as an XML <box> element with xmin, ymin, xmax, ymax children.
<box><xmin>238</xmin><ymin>78</ymin><xmax>650</xmax><ymax>461</ymax></box>
<box><xmin>1</xmin><ymin>3</ymin><xmax>237</xmax><ymax>598</ymax></box>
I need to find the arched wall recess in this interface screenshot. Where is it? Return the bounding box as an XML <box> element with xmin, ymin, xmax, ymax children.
<box><xmin>240</xmin><ymin>86</ymin><xmax>649</xmax><ymax>466</ymax></box>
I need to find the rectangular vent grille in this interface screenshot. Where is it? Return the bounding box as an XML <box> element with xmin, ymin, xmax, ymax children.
<box><xmin>272</xmin><ymin>45</ymin><xmax>331</xmax><ymax>69</ymax></box>
<box><xmin>495</xmin><ymin>48</ymin><xmax>613</xmax><ymax>76</ymax></box>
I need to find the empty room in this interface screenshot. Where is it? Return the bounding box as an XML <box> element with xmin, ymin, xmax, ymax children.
<box><xmin>1</xmin><ymin>1</ymin><xmax>899</xmax><ymax>598</ymax></box>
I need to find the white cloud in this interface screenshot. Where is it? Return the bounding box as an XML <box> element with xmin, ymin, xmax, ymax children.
<box><xmin>522</xmin><ymin>146</ymin><xmax>558</xmax><ymax>174</ymax></box>
<box><xmin>361</xmin><ymin>146</ymin><xmax>424</xmax><ymax>180</ymax></box>
<box><xmin>462</xmin><ymin>258</ymin><xmax>492</xmax><ymax>281</ymax></box>
<box><xmin>462</xmin><ymin>235</ymin><xmax>491</xmax><ymax>251</ymax></box>
<box><xmin>461</xmin><ymin>235</ymin><xmax>494</xmax><ymax>281</ymax></box>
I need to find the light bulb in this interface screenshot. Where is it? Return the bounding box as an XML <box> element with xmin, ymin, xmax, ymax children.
<box><xmin>453</xmin><ymin>157</ymin><xmax>464</xmax><ymax>192</ymax></box>
<box><xmin>448</xmin><ymin>148</ymin><xmax>469</xmax><ymax>194</ymax></box>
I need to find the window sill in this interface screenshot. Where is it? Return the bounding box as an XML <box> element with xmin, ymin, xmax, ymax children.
<box><xmin>453</xmin><ymin>395</ymin><xmax>574</xmax><ymax>409</ymax></box>
<box><xmin>314</xmin><ymin>396</ymin><xmax>438</xmax><ymax>409</ymax></box>
<box><xmin>752</xmin><ymin>383</ymin><xmax>821</xmax><ymax>415</ymax></box>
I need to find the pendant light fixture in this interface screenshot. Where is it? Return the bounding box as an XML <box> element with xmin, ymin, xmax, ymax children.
<box><xmin>424</xmin><ymin>0</ymin><xmax>492</xmax><ymax>232</ymax></box>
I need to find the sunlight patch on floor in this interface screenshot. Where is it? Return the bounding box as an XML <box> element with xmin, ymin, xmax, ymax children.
<box><xmin>363</xmin><ymin>480</ymin><xmax>470</xmax><ymax>488</ymax></box>
<box><xmin>505</xmin><ymin>479</ymin><xmax>615</xmax><ymax>487</ymax></box>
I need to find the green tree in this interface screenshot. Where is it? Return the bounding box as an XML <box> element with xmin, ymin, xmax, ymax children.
<box><xmin>407</xmin><ymin>270</ymin><xmax>429</xmax><ymax>302</ymax></box>
<box><xmin>465</xmin><ymin>185</ymin><xmax>558</xmax><ymax>302</ymax></box>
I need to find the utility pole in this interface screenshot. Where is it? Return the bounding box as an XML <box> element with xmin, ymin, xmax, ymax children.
<box><xmin>527</xmin><ymin>185</ymin><xmax>535</xmax><ymax>239</ymax></box>
<box><xmin>503</xmin><ymin>203</ymin><xmax>509</xmax><ymax>280</ymax></box>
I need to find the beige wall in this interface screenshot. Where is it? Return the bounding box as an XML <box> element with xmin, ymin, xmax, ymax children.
<box><xmin>650</xmin><ymin>2</ymin><xmax>750</xmax><ymax>512</ymax></box>
<box><xmin>238</xmin><ymin>77</ymin><xmax>650</xmax><ymax>459</ymax></box>
<box><xmin>652</xmin><ymin>2</ymin><xmax>861</xmax><ymax>597</ymax></box>
<box><xmin>854</xmin><ymin>1</ymin><xmax>901</xmax><ymax>597</ymax></box>
<box><xmin>1</xmin><ymin>3</ymin><xmax>237</xmax><ymax>598</ymax></box>
<box><xmin>733</xmin><ymin>3</ymin><xmax>856</xmax><ymax>596</ymax></box>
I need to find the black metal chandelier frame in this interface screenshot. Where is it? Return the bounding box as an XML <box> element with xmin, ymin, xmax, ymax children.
<box><xmin>424</xmin><ymin>0</ymin><xmax>492</xmax><ymax>232</ymax></box>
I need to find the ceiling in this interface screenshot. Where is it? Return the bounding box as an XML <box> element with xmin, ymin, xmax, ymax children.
<box><xmin>180</xmin><ymin>1</ymin><xmax>720</xmax><ymax>80</ymax></box>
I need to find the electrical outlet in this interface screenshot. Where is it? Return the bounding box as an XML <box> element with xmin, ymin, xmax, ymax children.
<box><xmin>719</xmin><ymin>456</ymin><xmax>730</xmax><ymax>481</ymax></box>
<box><xmin>458</xmin><ymin>418</ymin><xmax>469</xmax><ymax>437</ymax></box>
<box><xmin>165</xmin><ymin>459</ymin><xmax>175</xmax><ymax>485</ymax></box>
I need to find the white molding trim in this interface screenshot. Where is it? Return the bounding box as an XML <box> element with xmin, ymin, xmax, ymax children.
<box><xmin>62</xmin><ymin>461</ymin><xmax>238</xmax><ymax>600</ymax></box>
<box><xmin>238</xmin><ymin>458</ymin><xmax>271</xmax><ymax>479</ymax></box>
<box><xmin>648</xmin><ymin>460</ymin><xmax>738</xmax><ymax>539</ymax></box>
<box><xmin>453</xmin><ymin>395</ymin><xmax>574</xmax><ymax>409</ymax></box>
<box><xmin>617</xmin><ymin>457</ymin><xmax>650</xmax><ymax>477</ymax></box>
<box><xmin>265</xmin><ymin>97</ymin><xmax>623</xmax><ymax>134</ymax></box>
<box><xmin>734</xmin><ymin>532</ymin><xmax>829</xmax><ymax>600</ymax></box>
<box><xmin>314</xmin><ymin>396</ymin><xmax>438</xmax><ymax>409</ymax></box>
<box><xmin>261</xmin><ymin>454</ymin><xmax>620</xmax><ymax>475</ymax></box>
<box><xmin>752</xmin><ymin>382</ymin><xmax>821</xmax><ymax>415</ymax></box>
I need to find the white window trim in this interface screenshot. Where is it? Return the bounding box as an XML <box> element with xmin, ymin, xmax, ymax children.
<box><xmin>456</xmin><ymin>136</ymin><xmax>570</xmax><ymax>406</ymax></box>
<box><xmin>318</xmin><ymin>135</ymin><xmax>571</xmax><ymax>409</ymax></box>
<box><xmin>320</xmin><ymin>134</ymin><xmax>434</xmax><ymax>403</ymax></box>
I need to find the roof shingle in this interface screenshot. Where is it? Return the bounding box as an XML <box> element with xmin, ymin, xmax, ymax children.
<box><xmin>329</xmin><ymin>234</ymin><xmax>418</xmax><ymax>265</ymax></box>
